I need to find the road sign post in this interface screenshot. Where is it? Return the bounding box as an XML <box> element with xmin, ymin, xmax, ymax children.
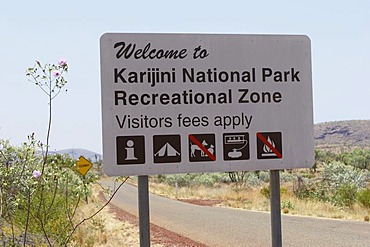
<box><xmin>75</xmin><ymin>156</ymin><xmax>93</xmax><ymax>203</ymax></box>
<box><xmin>270</xmin><ymin>170</ymin><xmax>282</xmax><ymax>247</ymax></box>
<box><xmin>138</xmin><ymin>175</ymin><xmax>150</xmax><ymax>247</ymax></box>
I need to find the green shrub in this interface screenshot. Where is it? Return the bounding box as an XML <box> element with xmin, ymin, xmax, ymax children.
<box><xmin>153</xmin><ymin>174</ymin><xmax>166</xmax><ymax>183</ymax></box>
<box><xmin>257</xmin><ymin>171</ymin><xmax>269</xmax><ymax>182</ymax></box>
<box><xmin>192</xmin><ymin>173</ymin><xmax>219</xmax><ymax>187</ymax></box>
<box><xmin>0</xmin><ymin>139</ymin><xmax>98</xmax><ymax>245</ymax></box>
<box><xmin>322</xmin><ymin>162</ymin><xmax>370</xmax><ymax>190</ymax></box>
<box><xmin>159</xmin><ymin>173</ymin><xmax>228</xmax><ymax>188</ymax></box>
<box><xmin>260</xmin><ymin>186</ymin><xmax>289</xmax><ymax>199</ymax></box>
<box><xmin>332</xmin><ymin>183</ymin><xmax>358</xmax><ymax>207</ymax></box>
<box><xmin>341</xmin><ymin>149</ymin><xmax>370</xmax><ymax>170</ymax></box>
<box><xmin>260</xmin><ymin>187</ymin><xmax>270</xmax><ymax>199</ymax></box>
<box><xmin>281</xmin><ymin>200</ymin><xmax>294</xmax><ymax>210</ymax></box>
<box><xmin>163</xmin><ymin>174</ymin><xmax>191</xmax><ymax>187</ymax></box>
<box><xmin>293</xmin><ymin>180</ymin><xmax>331</xmax><ymax>202</ymax></box>
<box><xmin>245</xmin><ymin>173</ymin><xmax>262</xmax><ymax>187</ymax></box>
<box><xmin>280</xmin><ymin>187</ymin><xmax>289</xmax><ymax>196</ymax></box>
<box><xmin>356</xmin><ymin>188</ymin><xmax>370</xmax><ymax>208</ymax></box>
<box><xmin>280</xmin><ymin>172</ymin><xmax>295</xmax><ymax>183</ymax></box>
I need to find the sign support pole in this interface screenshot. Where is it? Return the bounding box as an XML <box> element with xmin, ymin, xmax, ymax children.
<box><xmin>83</xmin><ymin>175</ymin><xmax>88</xmax><ymax>204</ymax></box>
<box><xmin>270</xmin><ymin>170</ymin><xmax>282</xmax><ymax>247</ymax></box>
<box><xmin>138</xmin><ymin>175</ymin><xmax>150</xmax><ymax>247</ymax></box>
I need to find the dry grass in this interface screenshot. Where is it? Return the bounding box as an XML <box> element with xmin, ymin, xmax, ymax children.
<box><xmin>70</xmin><ymin>186</ymin><xmax>140</xmax><ymax>247</ymax></box>
<box><xmin>284</xmin><ymin>198</ymin><xmax>370</xmax><ymax>221</ymax></box>
<box><xmin>70</xmin><ymin>185</ymin><xmax>165</xmax><ymax>247</ymax></box>
<box><xmin>148</xmin><ymin>181</ymin><xmax>370</xmax><ymax>222</ymax></box>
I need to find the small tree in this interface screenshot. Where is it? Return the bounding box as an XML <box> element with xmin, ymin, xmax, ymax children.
<box><xmin>228</xmin><ymin>171</ymin><xmax>248</xmax><ymax>185</ymax></box>
<box><xmin>0</xmin><ymin>59</ymin><xmax>128</xmax><ymax>246</ymax></box>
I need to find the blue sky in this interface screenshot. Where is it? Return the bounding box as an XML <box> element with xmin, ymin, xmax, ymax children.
<box><xmin>1</xmin><ymin>0</ymin><xmax>369</xmax><ymax>154</ymax></box>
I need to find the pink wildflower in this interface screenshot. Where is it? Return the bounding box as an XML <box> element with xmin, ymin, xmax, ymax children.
<box><xmin>53</xmin><ymin>70</ymin><xmax>61</xmax><ymax>77</ymax></box>
<box><xmin>32</xmin><ymin>170</ymin><xmax>41</xmax><ymax>178</ymax></box>
<box><xmin>58</xmin><ymin>58</ymin><xmax>67</xmax><ymax>67</ymax></box>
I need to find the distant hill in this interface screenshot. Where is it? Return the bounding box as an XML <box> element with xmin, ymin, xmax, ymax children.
<box><xmin>314</xmin><ymin>120</ymin><xmax>370</xmax><ymax>151</ymax></box>
<box><xmin>55</xmin><ymin>148</ymin><xmax>102</xmax><ymax>161</ymax></box>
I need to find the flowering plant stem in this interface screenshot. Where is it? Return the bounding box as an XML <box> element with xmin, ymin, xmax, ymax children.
<box><xmin>26</xmin><ymin>60</ymin><xmax>68</xmax><ymax>246</ymax></box>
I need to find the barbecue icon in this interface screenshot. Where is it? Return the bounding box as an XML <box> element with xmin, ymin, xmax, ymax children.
<box><xmin>223</xmin><ymin>133</ymin><xmax>250</xmax><ymax>161</ymax></box>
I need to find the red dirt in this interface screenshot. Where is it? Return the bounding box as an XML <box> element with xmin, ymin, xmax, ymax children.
<box><xmin>177</xmin><ymin>199</ymin><xmax>223</xmax><ymax>207</ymax></box>
<box><xmin>99</xmin><ymin>192</ymin><xmax>208</xmax><ymax>247</ymax></box>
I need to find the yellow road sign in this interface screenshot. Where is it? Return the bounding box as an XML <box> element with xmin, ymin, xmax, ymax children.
<box><xmin>75</xmin><ymin>156</ymin><xmax>93</xmax><ymax>176</ymax></box>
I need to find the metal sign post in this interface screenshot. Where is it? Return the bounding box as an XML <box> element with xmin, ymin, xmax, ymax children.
<box><xmin>138</xmin><ymin>175</ymin><xmax>150</xmax><ymax>246</ymax></box>
<box><xmin>270</xmin><ymin>170</ymin><xmax>282</xmax><ymax>247</ymax></box>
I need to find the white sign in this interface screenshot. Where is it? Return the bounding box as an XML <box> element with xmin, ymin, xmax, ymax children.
<box><xmin>100</xmin><ymin>33</ymin><xmax>314</xmax><ymax>176</ymax></box>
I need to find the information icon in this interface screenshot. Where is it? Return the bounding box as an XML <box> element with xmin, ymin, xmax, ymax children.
<box><xmin>116</xmin><ymin>136</ymin><xmax>145</xmax><ymax>165</ymax></box>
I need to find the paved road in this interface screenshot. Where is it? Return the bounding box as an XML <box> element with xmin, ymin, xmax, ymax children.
<box><xmin>102</xmin><ymin>181</ymin><xmax>370</xmax><ymax>247</ymax></box>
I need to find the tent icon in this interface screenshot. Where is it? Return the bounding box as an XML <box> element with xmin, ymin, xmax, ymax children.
<box><xmin>153</xmin><ymin>135</ymin><xmax>181</xmax><ymax>164</ymax></box>
<box><xmin>155</xmin><ymin>142</ymin><xmax>180</xmax><ymax>157</ymax></box>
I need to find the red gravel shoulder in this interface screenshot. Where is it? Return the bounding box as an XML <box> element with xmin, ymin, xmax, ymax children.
<box><xmin>99</xmin><ymin>192</ymin><xmax>208</xmax><ymax>247</ymax></box>
<box><xmin>177</xmin><ymin>199</ymin><xmax>223</xmax><ymax>207</ymax></box>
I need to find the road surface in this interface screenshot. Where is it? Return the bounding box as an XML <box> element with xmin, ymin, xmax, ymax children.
<box><xmin>102</xmin><ymin>180</ymin><xmax>370</xmax><ymax>247</ymax></box>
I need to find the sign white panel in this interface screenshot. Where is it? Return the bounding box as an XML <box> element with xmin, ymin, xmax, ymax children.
<box><xmin>100</xmin><ymin>33</ymin><xmax>314</xmax><ymax>176</ymax></box>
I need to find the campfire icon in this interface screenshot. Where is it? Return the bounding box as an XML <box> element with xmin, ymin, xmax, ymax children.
<box><xmin>262</xmin><ymin>136</ymin><xmax>277</xmax><ymax>157</ymax></box>
<box><xmin>256</xmin><ymin>132</ymin><xmax>282</xmax><ymax>159</ymax></box>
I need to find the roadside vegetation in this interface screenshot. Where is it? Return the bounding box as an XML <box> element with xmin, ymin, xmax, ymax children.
<box><xmin>148</xmin><ymin>148</ymin><xmax>370</xmax><ymax>221</ymax></box>
<box><xmin>0</xmin><ymin>59</ymin><xmax>128</xmax><ymax>246</ymax></box>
